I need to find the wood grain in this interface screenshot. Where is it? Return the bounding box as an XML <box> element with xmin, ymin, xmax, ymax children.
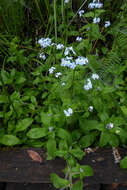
<box><xmin>0</xmin><ymin>148</ymin><xmax>127</xmax><ymax>184</ymax></box>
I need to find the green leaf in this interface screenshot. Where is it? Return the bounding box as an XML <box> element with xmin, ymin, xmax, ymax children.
<box><xmin>70</xmin><ymin>148</ymin><xmax>85</xmax><ymax>160</ymax></box>
<box><xmin>40</xmin><ymin>112</ymin><xmax>51</xmax><ymax>126</ymax></box>
<box><xmin>80</xmin><ymin>119</ymin><xmax>103</xmax><ymax>132</ymax></box>
<box><xmin>50</xmin><ymin>173</ymin><xmax>69</xmax><ymax>189</ymax></box>
<box><xmin>99</xmin><ymin>131</ymin><xmax>110</xmax><ymax>147</ymax></box>
<box><xmin>72</xmin><ymin>180</ymin><xmax>83</xmax><ymax>190</ymax></box>
<box><xmin>15</xmin><ymin>118</ymin><xmax>33</xmax><ymax>132</ymax></box>
<box><xmin>0</xmin><ymin>135</ymin><xmax>21</xmax><ymax>146</ymax></box>
<box><xmin>15</xmin><ymin>73</ymin><xmax>26</xmax><ymax>84</ymax></box>
<box><xmin>109</xmin><ymin>134</ymin><xmax>119</xmax><ymax>147</ymax></box>
<box><xmin>56</xmin><ymin>128</ymin><xmax>72</xmax><ymax>144</ymax></box>
<box><xmin>0</xmin><ymin>95</ymin><xmax>8</xmax><ymax>104</ymax></box>
<box><xmin>80</xmin><ymin>133</ymin><xmax>95</xmax><ymax>148</ymax></box>
<box><xmin>84</xmin><ymin>12</ymin><xmax>94</xmax><ymax>18</ymax></box>
<box><xmin>1</xmin><ymin>70</ymin><xmax>12</xmax><ymax>84</ymax></box>
<box><xmin>27</xmin><ymin>128</ymin><xmax>47</xmax><ymax>139</ymax></box>
<box><xmin>120</xmin><ymin>156</ymin><xmax>127</xmax><ymax>169</ymax></box>
<box><xmin>121</xmin><ymin>106</ymin><xmax>127</xmax><ymax>116</ymax></box>
<box><xmin>81</xmin><ymin>165</ymin><xmax>94</xmax><ymax>177</ymax></box>
<box><xmin>10</xmin><ymin>91</ymin><xmax>20</xmax><ymax>101</ymax></box>
<box><xmin>47</xmin><ymin>138</ymin><xmax>56</xmax><ymax>159</ymax></box>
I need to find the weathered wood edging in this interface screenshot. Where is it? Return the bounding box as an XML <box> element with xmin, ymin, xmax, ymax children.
<box><xmin>0</xmin><ymin>148</ymin><xmax>127</xmax><ymax>184</ymax></box>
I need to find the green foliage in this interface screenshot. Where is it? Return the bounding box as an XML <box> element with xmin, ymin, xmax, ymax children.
<box><xmin>120</xmin><ymin>156</ymin><xmax>127</xmax><ymax>169</ymax></box>
<box><xmin>0</xmin><ymin>0</ymin><xmax>127</xmax><ymax>189</ymax></box>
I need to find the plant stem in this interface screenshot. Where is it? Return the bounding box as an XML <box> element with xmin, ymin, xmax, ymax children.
<box><xmin>54</xmin><ymin>0</ymin><xmax>57</xmax><ymax>43</ymax></box>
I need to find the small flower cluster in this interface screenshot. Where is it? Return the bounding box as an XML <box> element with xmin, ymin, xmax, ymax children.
<box><xmin>104</xmin><ymin>21</ymin><xmax>111</xmax><ymax>28</ymax></box>
<box><xmin>55</xmin><ymin>72</ymin><xmax>62</xmax><ymax>78</ymax></box>
<box><xmin>64</xmin><ymin>108</ymin><xmax>73</xmax><ymax>117</ymax></box>
<box><xmin>61</xmin><ymin>57</ymin><xmax>76</xmax><ymax>69</ymax></box>
<box><xmin>88</xmin><ymin>0</ymin><xmax>103</xmax><ymax>9</ymax></box>
<box><xmin>64</xmin><ymin>46</ymin><xmax>76</xmax><ymax>56</ymax></box>
<box><xmin>39</xmin><ymin>52</ymin><xmax>46</xmax><ymax>60</ymax></box>
<box><xmin>93</xmin><ymin>17</ymin><xmax>100</xmax><ymax>24</ymax></box>
<box><xmin>64</xmin><ymin>0</ymin><xmax>69</xmax><ymax>4</ymax></box>
<box><xmin>78</xmin><ymin>10</ymin><xmax>84</xmax><ymax>17</ymax></box>
<box><xmin>38</xmin><ymin>38</ymin><xmax>51</xmax><ymax>48</ymax></box>
<box><xmin>91</xmin><ymin>73</ymin><xmax>99</xmax><ymax>80</ymax></box>
<box><xmin>76</xmin><ymin>36</ymin><xmax>82</xmax><ymax>42</ymax></box>
<box><xmin>75</xmin><ymin>56</ymin><xmax>88</xmax><ymax>66</ymax></box>
<box><xmin>49</xmin><ymin>126</ymin><xmax>53</xmax><ymax>132</ymax></box>
<box><xmin>88</xmin><ymin>106</ymin><xmax>93</xmax><ymax>112</ymax></box>
<box><xmin>84</xmin><ymin>73</ymin><xmax>99</xmax><ymax>91</ymax></box>
<box><xmin>106</xmin><ymin>123</ymin><xmax>114</xmax><ymax>129</ymax></box>
<box><xmin>56</xmin><ymin>43</ymin><xmax>64</xmax><ymax>50</ymax></box>
<box><xmin>61</xmin><ymin>56</ymin><xmax>88</xmax><ymax>69</ymax></box>
<box><xmin>49</xmin><ymin>67</ymin><xmax>62</xmax><ymax>78</ymax></box>
<box><xmin>49</xmin><ymin>66</ymin><xmax>56</xmax><ymax>74</ymax></box>
<box><xmin>84</xmin><ymin>78</ymin><xmax>92</xmax><ymax>91</ymax></box>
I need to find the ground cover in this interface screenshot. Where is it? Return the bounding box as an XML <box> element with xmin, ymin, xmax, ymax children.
<box><xmin>0</xmin><ymin>0</ymin><xmax>127</xmax><ymax>189</ymax></box>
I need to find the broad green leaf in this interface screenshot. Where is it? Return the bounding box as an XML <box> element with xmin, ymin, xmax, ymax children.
<box><xmin>99</xmin><ymin>131</ymin><xmax>110</xmax><ymax>147</ymax></box>
<box><xmin>15</xmin><ymin>118</ymin><xmax>33</xmax><ymax>132</ymax></box>
<box><xmin>40</xmin><ymin>112</ymin><xmax>51</xmax><ymax>126</ymax></box>
<box><xmin>80</xmin><ymin>119</ymin><xmax>103</xmax><ymax>132</ymax></box>
<box><xmin>121</xmin><ymin>106</ymin><xmax>127</xmax><ymax>116</ymax></box>
<box><xmin>0</xmin><ymin>135</ymin><xmax>21</xmax><ymax>146</ymax></box>
<box><xmin>0</xmin><ymin>95</ymin><xmax>8</xmax><ymax>104</ymax></box>
<box><xmin>120</xmin><ymin>156</ymin><xmax>127</xmax><ymax>169</ymax></box>
<box><xmin>72</xmin><ymin>180</ymin><xmax>83</xmax><ymax>190</ymax></box>
<box><xmin>47</xmin><ymin>138</ymin><xmax>56</xmax><ymax>159</ymax></box>
<box><xmin>27</xmin><ymin>128</ymin><xmax>47</xmax><ymax>139</ymax></box>
<box><xmin>80</xmin><ymin>134</ymin><xmax>95</xmax><ymax>148</ymax></box>
<box><xmin>81</xmin><ymin>165</ymin><xmax>94</xmax><ymax>177</ymax></box>
<box><xmin>109</xmin><ymin>134</ymin><xmax>119</xmax><ymax>147</ymax></box>
<box><xmin>1</xmin><ymin>70</ymin><xmax>12</xmax><ymax>84</ymax></box>
<box><xmin>50</xmin><ymin>173</ymin><xmax>69</xmax><ymax>189</ymax></box>
<box><xmin>70</xmin><ymin>148</ymin><xmax>85</xmax><ymax>160</ymax></box>
<box><xmin>56</xmin><ymin>128</ymin><xmax>72</xmax><ymax>144</ymax></box>
<box><xmin>10</xmin><ymin>91</ymin><xmax>20</xmax><ymax>101</ymax></box>
<box><xmin>15</xmin><ymin>73</ymin><xmax>26</xmax><ymax>84</ymax></box>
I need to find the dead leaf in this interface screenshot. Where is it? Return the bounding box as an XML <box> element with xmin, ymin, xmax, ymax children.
<box><xmin>111</xmin><ymin>183</ymin><xmax>119</xmax><ymax>189</ymax></box>
<box><xmin>27</xmin><ymin>150</ymin><xmax>43</xmax><ymax>163</ymax></box>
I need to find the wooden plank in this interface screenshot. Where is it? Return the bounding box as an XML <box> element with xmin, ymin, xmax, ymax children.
<box><xmin>0</xmin><ymin>148</ymin><xmax>127</xmax><ymax>184</ymax></box>
<box><xmin>5</xmin><ymin>183</ymin><xmax>56</xmax><ymax>190</ymax></box>
<box><xmin>0</xmin><ymin>182</ymin><xmax>6</xmax><ymax>190</ymax></box>
<box><xmin>5</xmin><ymin>183</ymin><xmax>101</xmax><ymax>190</ymax></box>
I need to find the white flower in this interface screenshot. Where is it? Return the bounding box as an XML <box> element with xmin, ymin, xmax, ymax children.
<box><xmin>84</xmin><ymin>78</ymin><xmax>92</xmax><ymax>90</ymax></box>
<box><xmin>39</xmin><ymin>53</ymin><xmax>46</xmax><ymax>60</ymax></box>
<box><xmin>76</xmin><ymin>36</ymin><xmax>82</xmax><ymax>42</ymax></box>
<box><xmin>49</xmin><ymin>66</ymin><xmax>56</xmax><ymax>74</ymax></box>
<box><xmin>104</xmin><ymin>21</ymin><xmax>111</xmax><ymax>28</ymax></box>
<box><xmin>51</xmin><ymin>42</ymin><xmax>56</xmax><ymax>46</ymax></box>
<box><xmin>61</xmin><ymin>82</ymin><xmax>65</xmax><ymax>86</ymax></box>
<box><xmin>80</xmin><ymin>168</ymin><xmax>84</xmax><ymax>173</ymax></box>
<box><xmin>93</xmin><ymin>17</ymin><xmax>100</xmax><ymax>24</ymax></box>
<box><xmin>38</xmin><ymin>38</ymin><xmax>51</xmax><ymax>48</ymax></box>
<box><xmin>88</xmin><ymin>106</ymin><xmax>93</xmax><ymax>112</ymax></box>
<box><xmin>56</xmin><ymin>44</ymin><xmax>64</xmax><ymax>50</ymax></box>
<box><xmin>106</xmin><ymin>123</ymin><xmax>114</xmax><ymax>129</ymax></box>
<box><xmin>55</xmin><ymin>72</ymin><xmax>62</xmax><ymax>78</ymax></box>
<box><xmin>64</xmin><ymin>47</ymin><xmax>76</xmax><ymax>56</ymax></box>
<box><xmin>64</xmin><ymin>0</ymin><xmax>69</xmax><ymax>3</ymax></box>
<box><xmin>88</xmin><ymin>0</ymin><xmax>103</xmax><ymax>9</ymax></box>
<box><xmin>64</xmin><ymin>108</ymin><xmax>73</xmax><ymax>117</ymax></box>
<box><xmin>78</xmin><ymin>10</ymin><xmax>84</xmax><ymax>17</ymax></box>
<box><xmin>61</xmin><ymin>58</ymin><xmax>76</xmax><ymax>69</ymax></box>
<box><xmin>49</xmin><ymin>126</ymin><xmax>53</xmax><ymax>132</ymax></box>
<box><xmin>91</xmin><ymin>73</ymin><xmax>99</xmax><ymax>80</ymax></box>
<box><xmin>75</xmin><ymin>56</ymin><xmax>88</xmax><ymax>66</ymax></box>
